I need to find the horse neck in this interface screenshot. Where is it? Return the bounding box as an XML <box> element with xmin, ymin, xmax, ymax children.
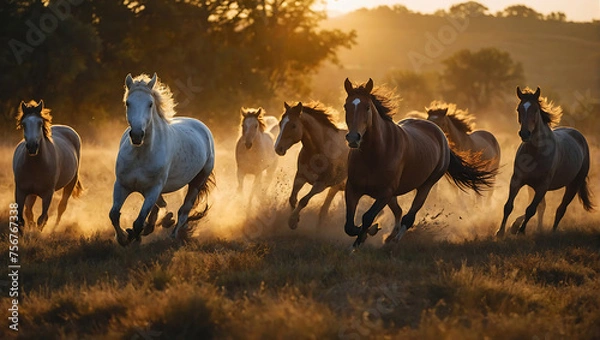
<box><xmin>299</xmin><ymin>114</ymin><xmax>325</xmax><ymax>153</ymax></box>
<box><xmin>363</xmin><ymin>105</ymin><xmax>398</xmax><ymax>151</ymax></box>
<box><xmin>144</xmin><ymin>109</ymin><xmax>170</xmax><ymax>147</ymax></box>
<box><xmin>445</xmin><ymin>117</ymin><xmax>471</xmax><ymax>149</ymax></box>
<box><xmin>526</xmin><ymin>115</ymin><xmax>556</xmax><ymax>153</ymax></box>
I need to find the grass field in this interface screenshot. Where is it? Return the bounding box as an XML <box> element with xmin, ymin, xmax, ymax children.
<box><xmin>1</xmin><ymin>126</ymin><xmax>599</xmax><ymax>339</ymax></box>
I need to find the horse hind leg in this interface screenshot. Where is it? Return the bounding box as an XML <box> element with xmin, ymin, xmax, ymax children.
<box><xmin>55</xmin><ymin>176</ymin><xmax>80</xmax><ymax>227</ymax></box>
<box><xmin>384</xmin><ymin>198</ymin><xmax>403</xmax><ymax>244</ymax></box>
<box><xmin>551</xmin><ymin>184</ymin><xmax>579</xmax><ymax>232</ymax></box>
<box><xmin>141</xmin><ymin>195</ymin><xmax>168</xmax><ymax>236</ymax></box>
<box><xmin>172</xmin><ymin>168</ymin><xmax>215</xmax><ymax>241</ymax></box>
<box><xmin>394</xmin><ymin>184</ymin><xmax>435</xmax><ymax>242</ymax></box>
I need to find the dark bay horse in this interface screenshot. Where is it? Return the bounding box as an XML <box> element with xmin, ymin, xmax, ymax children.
<box><xmin>13</xmin><ymin>100</ymin><xmax>83</xmax><ymax>233</ymax></box>
<box><xmin>235</xmin><ymin>107</ymin><xmax>278</xmax><ymax>206</ymax></box>
<box><xmin>426</xmin><ymin>101</ymin><xmax>500</xmax><ymax>174</ymax></box>
<box><xmin>343</xmin><ymin>78</ymin><xmax>495</xmax><ymax>247</ymax></box>
<box><xmin>496</xmin><ymin>87</ymin><xmax>593</xmax><ymax>236</ymax></box>
<box><xmin>274</xmin><ymin>102</ymin><xmax>348</xmax><ymax>229</ymax></box>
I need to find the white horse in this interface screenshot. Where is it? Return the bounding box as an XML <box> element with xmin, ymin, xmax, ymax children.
<box><xmin>235</xmin><ymin>107</ymin><xmax>278</xmax><ymax>208</ymax></box>
<box><xmin>109</xmin><ymin>73</ymin><xmax>215</xmax><ymax>246</ymax></box>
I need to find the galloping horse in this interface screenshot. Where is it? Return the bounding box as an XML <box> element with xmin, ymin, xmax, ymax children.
<box><xmin>235</xmin><ymin>107</ymin><xmax>278</xmax><ymax>206</ymax></box>
<box><xmin>343</xmin><ymin>78</ymin><xmax>495</xmax><ymax>247</ymax></box>
<box><xmin>13</xmin><ymin>100</ymin><xmax>83</xmax><ymax>233</ymax></box>
<box><xmin>274</xmin><ymin>102</ymin><xmax>348</xmax><ymax>229</ymax></box>
<box><xmin>426</xmin><ymin>101</ymin><xmax>500</xmax><ymax>174</ymax></box>
<box><xmin>109</xmin><ymin>73</ymin><xmax>215</xmax><ymax>246</ymax></box>
<box><xmin>496</xmin><ymin>87</ymin><xmax>593</xmax><ymax>236</ymax></box>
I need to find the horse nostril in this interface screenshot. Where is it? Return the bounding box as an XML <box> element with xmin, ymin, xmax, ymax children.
<box><xmin>519</xmin><ymin>130</ymin><xmax>531</xmax><ymax>140</ymax></box>
<box><xmin>345</xmin><ymin>132</ymin><xmax>361</xmax><ymax>142</ymax></box>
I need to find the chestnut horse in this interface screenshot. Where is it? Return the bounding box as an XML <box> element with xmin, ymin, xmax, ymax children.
<box><xmin>496</xmin><ymin>87</ymin><xmax>593</xmax><ymax>236</ymax></box>
<box><xmin>274</xmin><ymin>102</ymin><xmax>348</xmax><ymax>229</ymax></box>
<box><xmin>343</xmin><ymin>78</ymin><xmax>495</xmax><ymax>247</ymax></box>
<box><xmin>13</xmin><ymin>100</ymin><xmax>83</xmax><ymax>233</ymax></box>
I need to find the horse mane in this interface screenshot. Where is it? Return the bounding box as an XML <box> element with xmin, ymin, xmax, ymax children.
<box><xmin>16</xmin><ymin>100</ymin><xmax>52</xmax><ymax>138</ymax></box>
<box><xmin>427</xmin><ymin>101</ymin><xmax>475</xmax><ymax>133</ymax></box>
<box><xmin>241</xmin><ymin>107</ymin><xmax>267</xmax><ymax>131</ymax></box>
<box><xmin>349</xmin><ymin>83</ymin><xmax>398</xmax><ymax>122</ymax></box>
<box><xmin>298</xmin><ymin>102</ymin><xmax>342</xmax><ymax>131</ymax></box>
<box><xmin>124</xmin><ymin>74</ymin><xmax>177</xmax><ymax>121</ymax></box>
<box><xmin>519</xmin><ymin>87</ymin><xmax>562</xmax><ymax>127</ymax></box>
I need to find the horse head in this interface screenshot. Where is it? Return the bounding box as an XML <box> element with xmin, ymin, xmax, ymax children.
<box><xmin>19</xmin><ymin>100</ymin><xmax>48</xmax><ymax>156</ymax></box>
<box><xmin>241</xmin><ymin>107</ymin><xmax>264</xmax><ymax>149</ymax></box>
<box><xmin>274</xmin><ymin>102</ymin><xmax>304</xmax><ymax>156</ymax></box>
<box><xmin>516</xmin><ymin>86</ymin><xmax>541</xmax><ymax>142</ymax></box>
<box><xmin>426</xmin><ymin>105</ymin><xmax>450</xmax><ymax>132</ymax></box>
<box><xmin>343</xmin><ymin>78</ymin><xmax>374</xmax><ymax>148</ymax></box>
<box><xmin>124</xmin><ymin>73</ymin><xmax>158</xmax><ymax>146</ymax></box>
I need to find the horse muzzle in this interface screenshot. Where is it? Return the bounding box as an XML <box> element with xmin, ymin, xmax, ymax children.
<box><xmin>129</xmin><ymin>130</ymin><xmax>145</xmax><ymax>146</ymax></box>
<box><xmin>245</xmin><ymin>142</ymin><xmax>253</xmax><ymax>149</ymax></box>
<box><xmin>26</xmin><ymin>142</ymin><xmax>39</xmax><ymax>156</ymax></box>
<box><xmin>346</xmin><ymin>132</ymin><xmax>361</xmax><ymax>149</ymax></box>
<box><xmin>275</xmin><ymin>145</ymin><xmax>287</xmax><ymax>156</ymax></box>
<box><xmin>518</xmin><ymin>129</ymin><xmax>531</xmax><ymax>143</ymax></box>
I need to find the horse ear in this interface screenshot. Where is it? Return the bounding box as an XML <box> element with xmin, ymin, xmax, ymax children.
<box><xmin>20</xmin><ymin>101</ymin><xmax>26</xmax><ymax>113</ymax></box>
<box><xmin>344</xmin><ymin>78</ymin><xmax>353</xmax><ymax>94</ymax></box>
<box><xmin>257</xmin><ymin>107</ymin><xmax>264</xmax><ymax>116</ymax></box>
<box><xmin>37</xmin><ymin>100</ymin><xmax>44</xmax><ymax>112</ymax></box>
<box><xmin>147</xmin><ymin>73</ymin><xmax>157</xmax><ymax>89</ymax></box>
<box><xmin>240</xmin><ymin>107</ymin><xmax>246</xmax><ymax>116</ymax></box>
<box><xmin>284</xmin><ymin>102</ymin><xmax>290</xmax><ymax>110</ymax></box>
<box><xmin>125</xmin><ymin>73</ymin><xmax>134</xmax><ymax>89</ymax></box>
<box><xmin>365</xmin><ymin>78</ymin><xmax>374</xmax><ymax>93</ymax></box>
<box><xmin>516</xmin><ymin>86</ymin><xmax>523</xmax><ymax>99</ymax></box>
<box><xmin>441</xmin><ymin>108</ymin><xmax>448</xmax><ymax>116</ymax></box>
<box><xmin>534</xmin><ymin>87</ymin><xmax>541</xmax><ymax>99</ymax></box>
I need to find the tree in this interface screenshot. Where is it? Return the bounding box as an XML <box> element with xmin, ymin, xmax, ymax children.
<box><xmin>546</xmin><ymin>12</ymin><xmax>567</xmax><ymax>22</ymax></box>
<box><xmin>383</xmin><ymin>70</ymin><xmax>436</xmax><ymax>114</ymax></box>
<box><xmin>498</xmin><ymin>5</ymin><xmax>542</xmax><ymax>19</ymax></box>
<box><xmin>441</xmin><ymin>48</ymin><xmax>524</xmax><ymax>110</ymax></box>
<box><xmin>449</xmin><ymin>1</ymin><xmax>489</xmax><ymax>18</ymax></box>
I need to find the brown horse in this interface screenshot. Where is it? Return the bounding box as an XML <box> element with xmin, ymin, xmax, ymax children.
<box><xmin>426</xmin><ymin>101</ymin><xmax>500</xmax><ymax>174</ymax></box>
<box><xmin>343</xmin><ymin>78</ymin><xmax>495</xmax><ymax>247</ymax></box>
<box><xmin>496</xmin><ymin>87</ymin><xmax>594</xmax><ymax>236</ymax></box>
<box><xmin>235</xmin><ymin>107</ymin><xmax>278</xmax><ymax>207</ymax></box>
<box><xmin>13</xmin><ymin>100</ymin><xmax>83</xmax><ymax>233</ymax></box>
<box><xmin>274</xmin><ymin>102</ymin><xmax>348</xmax><ymax>229</ymax></box>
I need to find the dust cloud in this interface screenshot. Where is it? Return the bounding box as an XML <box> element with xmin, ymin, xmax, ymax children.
<box><xmin>1</xmin><ymin>114</ymin><xmax>597</xmax><ymax>246</ymax></box>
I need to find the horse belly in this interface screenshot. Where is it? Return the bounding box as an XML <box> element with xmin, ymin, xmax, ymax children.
<box><xmin>52</xmin><ymin>135</ymin><xmax>80</xmax><ymax>189</ymax></box>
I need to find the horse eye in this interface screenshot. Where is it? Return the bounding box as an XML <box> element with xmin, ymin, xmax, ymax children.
<box><xmin>125</xmin><ymin>102</ymin><xmax>129</xmax><ymax>107</ymax></box>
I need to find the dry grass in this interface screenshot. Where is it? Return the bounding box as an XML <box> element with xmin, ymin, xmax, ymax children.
<box><xmin>1</xmin><ymin>125</ymin><xmax>599</xmax><ymax>339</ymax></box>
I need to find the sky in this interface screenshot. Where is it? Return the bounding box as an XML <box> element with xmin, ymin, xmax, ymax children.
<box><xmin>322</xmin><ymin>0</ymin><xmax>600</xmax><ymax>22</ymax></box>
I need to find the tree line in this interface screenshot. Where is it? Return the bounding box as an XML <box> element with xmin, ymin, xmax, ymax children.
<box><xmin>1</xmin><ymin>0</ymin><xmax>355</xmax><ymax>134</ymax></box>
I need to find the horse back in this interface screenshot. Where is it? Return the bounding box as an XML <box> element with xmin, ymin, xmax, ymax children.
<box><xmin>469</xmin><ymin>130</ymin><xmax>501</xmax><ymax>169</ymax></box>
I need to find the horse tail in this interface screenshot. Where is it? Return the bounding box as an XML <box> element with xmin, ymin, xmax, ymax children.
<box><xmin>445</xmin><ymin>150</ymin><xmax>496</xmax><ymax>195</ymax></box>
<box><xmin>71</xmin><ymin>177</ymin><xmax>84</xmax><ymax>198</ymax></box>
<box><xmin>578</xmin><ymin>177</ymin><xmax>594</xmax><ymax>211</ymax></box>
<box><xmin>188</xmin><ymin>170</ymin><xmax>216</xmax><ymax>222</ymax></box>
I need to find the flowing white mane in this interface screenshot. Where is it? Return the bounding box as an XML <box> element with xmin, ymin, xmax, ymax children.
<box><xmin>123</xmin><ymin>74</ymin><xmax>177</xmax><ymax>121</ymax></box>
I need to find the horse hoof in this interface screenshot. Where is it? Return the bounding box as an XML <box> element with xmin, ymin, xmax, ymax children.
<box><xmin>141</xmin><ymin>223</ymin><xmax>155</xmax><ymax>236</ymax></box>
<box><xmin>161</xmin><ymin>212</ymin><xmax>175</xmax><ymax>228</ymax></box>
<box><xmin>288</xmin><ymin>216</ymin><xmax>299</xmax><ymax>230</ymax></box>
<box><xmin>367</xmin><ymin>224</ymin><xmax>381</xmax><ymax>236</ymax></box>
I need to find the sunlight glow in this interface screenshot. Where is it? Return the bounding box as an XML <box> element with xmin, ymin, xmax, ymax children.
<box><xmin>321</xmin><ymin>0</ymin><xmax>599</xmax><ymax>22</ymax></box>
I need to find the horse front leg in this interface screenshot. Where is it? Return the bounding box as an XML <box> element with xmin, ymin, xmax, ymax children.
<box><xmin>516</xmin><ymin>188</ymin><xmax>549</xmax><ymax>235</ymax></box>
<box><xmin>24</xmin><ymin>195</ymin><xmax>36</xmax><ymax>229</ymax></box>
<box><xmin>384</xmin><ymin>198</ymin><xmax>403</xmax><ymax>244</ymax></box>
<box><xmin>37</xmin><ymin>190</ymin><xmax>54</xmax><ymax>231</ymax></box>
<box><xmin>354</xmin><ymin>196</ymin><xmax>390</xmax><ymax>247</ymax></box>
<box><xmin>128</xmin><ymin>187</ymin><xmax>162</xmax><ymax>243</ymax></box>
<box><xmin>344</xmin><ymin>183</ymin><xmax>362</xmax><ymax>240</ymax></box>
<box><xmin>318</xmin><ymin>184</ymin><xmax>342</xmax><ymax>227</ymax></box>
<box><xmin>497</xmin><ymin>175</ymin><xmax>523</xmax><ymax>237</ymax></box>
<box><xmin>288</xmin><ymin>182</ymin><xmax>327</xmax><ymax>230</ymax></box>
<box><xmin>289</xmin><ymin>174</ymin><xmax>307</xmax><ymax>209</ymax></box>
<box><xmin>109</xmin><ymin>181</ymin><xmax>132</xmax><ymax>246</ymax></box>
